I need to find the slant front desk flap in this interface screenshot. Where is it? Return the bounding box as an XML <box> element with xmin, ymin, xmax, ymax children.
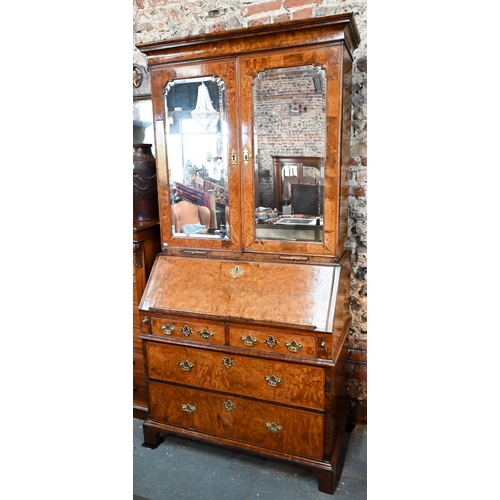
<box><xmin>140</xmin><ymin>255</ymin><xmax>340</xmax><ymax>332</ymax></box>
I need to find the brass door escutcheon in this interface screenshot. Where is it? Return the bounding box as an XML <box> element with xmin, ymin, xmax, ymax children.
<box><xmin>222</xmin><ymin>400</ymin><xmax>236</xmax><ymax>412</ymax></box>
<box><xmin>161</xmin><ymin>323</ymin><xmax>176</xmax><ymax>335</ymax></box>
<box><xmin>221</xmin><ymin>357</ymin><xmax>235</xmax><ymax>369</ymax></box>
<box><xmin>179</xmin><ymin>360</ymin><xmax>194</xmax><ymax>372</ymax></box>
<box><xmin>264</xmin><ymin>374</ymin><xmax>282</xmax><ymax>387</ymax></box>
<box><xmin>230</xmin><ymin>265</ymin><xmax>244</xmax><ymax>278</ymax></box>
<box><xmin>181</xmin><ymin>403</ymin><xmax>196</xmax><ymax>414</ymax></box>
<box><xmin>231</xmin><ymin>149</ymin><xmax>237</xmax><ymax>166</ymax></box>
<box><xmin>198</xmin><ymin>328</ymin><xmax>214</xmax><ymax>340</ymax></box>
<box><xmin>266</xmin><ymin>422</ymin><xmax>283</xmax><ymax>433</ymax></box>
<box><xmin>180</xmin><ymin>325</ymin><xmax>194</xmax><ymax>337</ymax></box>
<box><xmin>264</xmin><ymin>335</ymin><xmax>279</xmax><ymax>348</ymax></box>
<box><xmin>285</xmin><ymin>339</ymin><xmax>304</xmax><ymax>352</ymax></box>
<box><xmin>243</xmin><ymin>148</ymin><xmax>250</xmax><ymax>166</ymax></box>
<box><xmin>241</xmin><ymin>334</ymin><xmax>258</xmax><ymax>347</ymax></box>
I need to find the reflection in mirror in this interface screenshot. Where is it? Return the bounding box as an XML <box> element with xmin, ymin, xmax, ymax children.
<box><xmin>164</xmin><ymin>77</ymin><xmax>229</xmax><ymax>239</ymax></box>
<box><xmin>133</xmin><ymin>99</ymin><xmax>155</xmax><ymax>156</ymax></box>
<box><xmin>253</xmin><ymin>65</ymin><xmax>326</xmax><ymax>242</ymax></box>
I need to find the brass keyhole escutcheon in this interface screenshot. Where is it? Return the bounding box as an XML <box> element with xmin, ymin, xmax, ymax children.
<box><xmin>230</xmin><ymin>265</ymin><xmax>244</xmax><ymax>278</ymax></box>
<box><xmin>231</xmin><ymin>149</ymin><xmax>237</xmax><ymax>166</ymax></box>
<box><xmin>264</xmin><ymin>335</ymin><xmax>279</xmax><ymax>349</ymax></box>
<box><xmin>222</xmin><ymin>400</ymin><xmax>236</xmax><ymax>412</ymax></box>
<box><xmin>243</xmin><ymin>148</ymin><xmax>250</xmax><ymax>166</ymax></box>
<box><xmin>180</xmin><ymin>325</ymin><xmax>194</xmax><ymax>337</ymax></box>
<box><xmin>221</xmin><ymin>357</ymin><xmax>235</xmax><ymax>369</ymax></box>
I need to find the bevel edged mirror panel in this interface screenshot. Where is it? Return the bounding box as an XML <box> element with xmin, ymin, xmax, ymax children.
<box><xmin>163</xmin><ymin>76</ymin><xmax>230</xmax><ymax>240</ymax></box>
<box><xmin>252</xmin><ymin>65</ymin><xmax>327</xmax><ymax>243</ymax></box>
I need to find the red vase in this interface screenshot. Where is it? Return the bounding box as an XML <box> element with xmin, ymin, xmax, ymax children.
<box><xmin>133</xmin><ymin>144</ymin><xmax>159</xmax><ymax>221</ymax></box>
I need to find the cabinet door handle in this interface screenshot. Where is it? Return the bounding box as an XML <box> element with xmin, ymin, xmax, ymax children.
<box><xmin>181</xmin><ymin>403</ymin><xmax>196</xmax><ymax>414</ymax></box>
<box><xmin>241</xmin><ymin>334</ymin><xmax>258</xmax><ymax>346</ymax></box>
<box><xmin>266</xmin><ymin>422</ymin><xmax>283</xmax><ymax>433</ymax></box>
<box><xmin>198</xmin><ymin>328</ymin><xmax>214</xmax><ymax>340</ymax></box>
<box><xmin>285</xmin><ymin>340</ymin><xmax>304</xmax><ymax>352</ymax></box>
<box><xmin>161</xmin><ymin>323</ymin><xmax>176</xmax><ymax>335</ymax></box>
<box><xmin>264</xmin><ymin>374</ymin><xmax>282</xmax><ymax>387</ymax></box>
<box><xmin>179</xmin><ymin>360</ymin><xmax>194</xmax><ymax>372</ymax></box>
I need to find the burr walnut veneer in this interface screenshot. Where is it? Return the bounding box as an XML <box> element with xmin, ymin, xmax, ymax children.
<box><xmin>137</xmin><ymin>13</ymin><xmax>359</xmax><ymax>494</ymax></box>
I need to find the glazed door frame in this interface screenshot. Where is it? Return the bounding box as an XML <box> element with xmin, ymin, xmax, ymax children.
<box><xmin>239</xmin><ymin>45</ymin><xmax>345</xmax><ymax>258</ymax></box>
<box><xmin>150</xmin><ymin>58</ymin><xmax>242</xmax><ymax>252</ymax></box>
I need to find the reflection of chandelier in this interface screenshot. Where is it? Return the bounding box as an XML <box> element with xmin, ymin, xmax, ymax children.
<box><xmin>191</xmin><ymin>82</ymin><xmax>220</xmax><ymax>133</ymax></box>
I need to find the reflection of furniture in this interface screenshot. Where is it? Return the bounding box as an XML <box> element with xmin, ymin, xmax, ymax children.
<box><xmin>272</xmin><ymin>156</ymin><xmax>323</xmax><ymax>210</ymax></box>
<box><xmin>137</xmin><ymin>13</ymin><xmax>359</xmax><ymax>495</ymax></box>
<box><xmin>133</xmin><ymin>219</ymin><xmax>161</xmax><ymax>419</ymax></box>
<box><xmin>291</xmin><ymin>183</ymin><xmax>325</xmax><ymax>216</ymax></box>
<box><xmin>172</xmin><ymin>201</ymin><xmax>211</xmax><ymax>232</ymax></box>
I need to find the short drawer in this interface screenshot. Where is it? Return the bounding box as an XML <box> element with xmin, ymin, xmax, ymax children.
<box><xmin>146</xmin><ymin>342</ymin><xmax>325</xmax><ymax>410</ymax></box>
<box><xmin>148</xmin><ymin>380</ymin><xmax>324</xmax><ymax>460</ymax></box>
<box><xmin>229</xmin><ymin>327</ymin><xmax>317</xmax><ymax>358</ymax></box>
<box><xmin>149</xmin><ymin>317</ymin><xmax>225</xmax><ymax>344</ymax></box>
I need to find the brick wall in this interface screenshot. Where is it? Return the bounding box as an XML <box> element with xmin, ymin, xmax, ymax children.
<box><xmin>133</xmin><ymin>0</ymin><xmax>368</xmax><ymax>424</ymax></box>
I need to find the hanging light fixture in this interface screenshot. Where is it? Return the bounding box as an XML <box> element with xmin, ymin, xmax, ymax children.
<box><xmin>191</xmin><ymin>82</ymin><xmax>220</xmax><ymax>133</ymax></box>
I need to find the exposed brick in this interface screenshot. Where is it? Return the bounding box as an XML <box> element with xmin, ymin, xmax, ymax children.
<box><xmin>246</xmin><ymin>0</ymin><xmax>282</xmax><ymax>17</ymax></box>
<box><xmin>361</xmin><ymin>156</ymin><xmax>367</xmax><ymax>166</ymax></box>
<box><xmin>284</xmin><ymin>0</ymin><xmax>320</xmax><ymax>8</ymax></box>
<box><xmin>293</xmin><ymin>7</ymin><xmax>313</xmax><ymax>20</ymax></box>
<box><xmin>348</xmin><ymin>349</ymin><xmax>367</xmax><ymax>362</ymax></box>
<box><xmin>351</xmin><ymin>186</ymin><xmax>365</xmax><ymax>197</ymax></box>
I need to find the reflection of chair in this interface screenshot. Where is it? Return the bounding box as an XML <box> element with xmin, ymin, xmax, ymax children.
<box><xmin>172</xmin><ymin>201</ymin><xmax>211</xmax><ymax>232</ymax></box>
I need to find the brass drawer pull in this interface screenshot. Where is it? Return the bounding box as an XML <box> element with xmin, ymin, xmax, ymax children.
<box><xmin>264</xmin><ymin>336</ymin><xmax>279</xmax><ymax>349</ymax></box>
<box><xmin>180</xmin><ymin>325</ymin><xmax>194</xmax><ymax>337</ymax></box>
<box><xmin>264</xmin><ymin>374</ymin><xmax>282</xmax><ymax>387</ymax></box>
<box><xmin>221</xmin><ymin>357</ymin><xmax>235</xmax><ymax>369</ymax></box>
<box><xmin>285</xmin><ymin>340</ymin><xmax>304</xmax><ymax>352</ymax></box>
<box><xmin>161</xmin><ymin>323</ymin><xmax>175</xmax><ymax>335</ymax></box>
<box><xmin>179</xmin><ymin>360</ymin><xmax>194</xmax><ymax>372</ymax></box>
<box><xmin>266</xmin><ymin>422</ymin><xmax>283</xmax><ymax>433</ymax></box>
<box><xmin>222</xmin><ymin>400</ymin><xmax>236</xmax><ymax>412</ymax></box>
<box><xmin>241</xmin><ymin>334</ymin><xmax>258</xmax><ymax>347</ymax></box>
<box><xmin>181</xmin><ymin>403</ymin><xmax>196</xmax><ymax>414</ymax></box>
<box><xmin>198</xmin><ymin>328</ymin><xmax>214</xmax><ymax>340</ymax></box>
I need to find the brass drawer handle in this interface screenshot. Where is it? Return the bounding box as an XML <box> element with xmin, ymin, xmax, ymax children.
<box><xmin>264</xmin><ymin>374</ymin><xmax>282</xmax><ymax>387</ymax></box>
<box><xmin>180</xmin><ymin>325</ymin><xmax>194</xmax><ymax>337</ymax></box>
<box><xmin>181</xmin><ymin>403</ymin><xmax>196</xmax><ymax>414</ymax></box>
<box><xmin>221</xmin><ymin>357</ymin><xmax>235</xmax><ymax>369</ymax></box>
<box><xmin>198</xmin><ymin>328</ymin><xmax>214</xmax><ymax>340</ymax></box>
<box><xmin>222</xmin><ymin>400</ymin><xmax>236</xmax><ymax>412</ymax></box>
<box><xmin>241</xmin><ymin>334</ymin><xmax>258</xmax><ymax>347</ymax></box>
<box><xmin>266</xmin><ymin>422</ymin><xmax>283</xmax><ymax>433</ymax></box>
<box><xmin>161</xmin><ymin>323</ymin><xmax>175</xmax><ymax>335</ymax></box>
<box><xmin>179</xmin><ymin>360</ymin><xmax>194</xmax><ymax>372</ymax></box>
<box><xmin>285</xmin><ymin>340</ymin><xmax>304</xmax><ymax>352</ymax></box>
<box><xmin>264</xmin><ymin>336</ymin><xmax>279</xmax><ymax>349</ymax></box>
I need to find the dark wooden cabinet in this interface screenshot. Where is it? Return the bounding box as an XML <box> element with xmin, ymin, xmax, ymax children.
<box><xmin>136</xmin><ymin>13</ymin><xmax>359</xmax><ymax>494</ymax></box>
<box><xmin>133</xmin><ymin>219</ymin><xmax>161</xmax><ymax>419</ymax></box>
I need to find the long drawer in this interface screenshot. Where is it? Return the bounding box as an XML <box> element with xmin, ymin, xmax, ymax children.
<box><xmin>148</xmin><ymin>380</ymin><xmax>325</xmax><ymax>460</ymax></box>
<box><xmin>146</xmin><ymin>342</ymin><xmax>325</xmax><ymax>410</ymax></box>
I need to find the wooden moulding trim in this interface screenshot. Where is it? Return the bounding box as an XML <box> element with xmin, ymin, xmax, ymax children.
<box><xmin>137</xmin><ymin>13</ymin><xmax>360</xmax><ymax>66</ymax></box>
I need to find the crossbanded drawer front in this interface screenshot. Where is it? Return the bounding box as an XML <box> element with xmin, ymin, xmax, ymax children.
<box><xmin>148</xmin><ymin>381</ymin><xmax>324</xmax><ymax>460</ymax></box>
<box><xmin>150</xmin><ymin>317</ymin><xmax>224</xmax><ymax>344</ymax></box>
<box><xmin>146</xmin><ymin>343</ymin><xmax>325</xmax><ymax>410</ymax></box>
<box><xmin>229</xmin><ymin>327</ymin><xmax>317</xmax><ymax>358</ymax></box>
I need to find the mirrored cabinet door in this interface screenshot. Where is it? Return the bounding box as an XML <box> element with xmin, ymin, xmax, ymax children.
<box><xmin>151</xmin><ymin>60</ymin><xmax>241</xmax><ymax>251</ymax></box>
<box><xmin>240</xmin><ymin>47</ymin><xmax>346</xmax><ymax>258</ymax></box>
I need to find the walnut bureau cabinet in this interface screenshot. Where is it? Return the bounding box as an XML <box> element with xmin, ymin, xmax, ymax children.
<box><xmin>136</xmin><ymin>13</ymin><xmax>360</xmax><ymax>494</ymax></box>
